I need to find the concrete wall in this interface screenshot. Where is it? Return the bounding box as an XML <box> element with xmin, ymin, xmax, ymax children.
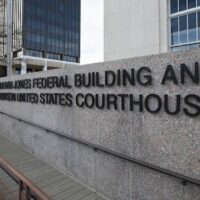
<box><xmin>0</xmin><ymin>49</ymin><xmax>200</xmax><ymax>199</ymax></box>
<box><xmin>0</xmin><ymin>0</ymin><xmax>6</xmax><ymax>58</ymax></box>
<box><xmin>104</xmin><ymin>0</ymin><xmax>168</xmax><ymax>61</ymax></box>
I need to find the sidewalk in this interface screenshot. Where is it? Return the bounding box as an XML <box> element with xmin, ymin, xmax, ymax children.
<box><xmin>0</xmin><ymin>135</ymin><xmax>105</xmax><ymax>200</ymax></box>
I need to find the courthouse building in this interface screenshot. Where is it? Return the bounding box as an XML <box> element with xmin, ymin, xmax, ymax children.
<box><xmin>0</xmin><ymin>0</ymin><xmax>81</xmax><ymax>76</ymax></box>
<box><xmin>104</xmin><ymin>0</ymin><xmax>200</xmax><ymax>61</ymax></box>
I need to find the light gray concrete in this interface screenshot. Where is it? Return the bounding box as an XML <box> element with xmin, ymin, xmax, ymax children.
<box><xmin>20</xmin><ymin>58</ymin><xmax>27</xmax><ymax>75</ymax></box>
<box><xmin>43</xmin><ymin>60</ymin><xmax>48</xmax><ymax>71</ymax></box>
<box><xmin>0</xmin><ymin>49</ymin><xmax>200</xmax><ymax>199</ymax></box>
<box><xmin>104</xmin><ymin>0</ymin><xmax>168</xmax><ymax>61</ymax></box>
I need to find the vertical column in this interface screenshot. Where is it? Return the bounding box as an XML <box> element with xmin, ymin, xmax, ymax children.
<box><xmin>21</xmin><ymin>58</ymin><xmax>27</xmax><ymax>75</ymax></box>
<box><xmin>7</xmin><ymin>0</ymin><xmax>13</xmax><ymax>76</ymax></box>
<box><xmin>43</xmin><ymin>60</ymin><xmax>48</xmax><ymax>71</ymax></box>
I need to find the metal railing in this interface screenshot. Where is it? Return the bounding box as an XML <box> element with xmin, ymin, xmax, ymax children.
<box><xmin>0</xmin><ymin>156</ymin><xmax>50</xmax><ymax>200</ymax></box>
<box><xmin>0</xmin><ymin>110</ymin><xmax>200</xmax><ymax>188</ymax></box>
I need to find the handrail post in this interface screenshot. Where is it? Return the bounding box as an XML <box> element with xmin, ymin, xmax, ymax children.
<box><xmin>0</xmin><ymin>156</ymin><xmax>50</xmax><ymax>200</ymax></box>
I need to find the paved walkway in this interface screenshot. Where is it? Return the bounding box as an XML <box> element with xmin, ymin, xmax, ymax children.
<box><xmin>0</xmin><ymin>136</ymin><xmax>105</xmax><ymax>200</ymax></box>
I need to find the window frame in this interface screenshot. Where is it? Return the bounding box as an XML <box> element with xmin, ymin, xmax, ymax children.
<box><xmin>169</xmin><ymin>0</ymin><xmax>200</xmax><ymax>48</ymax></box>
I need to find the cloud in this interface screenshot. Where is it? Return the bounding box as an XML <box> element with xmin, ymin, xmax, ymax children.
<box><xmin>81</xmin><ymin>0</ymin><xmax>104</xmax><ymax>64</ymax></box>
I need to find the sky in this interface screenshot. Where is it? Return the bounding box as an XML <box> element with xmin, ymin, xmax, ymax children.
<box><xmin>81</xmin><ymin>0</ymin><xmax>104</xmax><ymax>65</ymax></box>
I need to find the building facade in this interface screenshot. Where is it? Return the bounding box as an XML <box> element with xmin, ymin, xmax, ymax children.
<box><xmin>0</xmin><ymin>0</ymin><xmax>80</xmax><ymax>76</ymax></box>
<box><xmin>0</xmin><ymin>0</ymin><xmax>6</xmax><ymax>76</ymax></box>
<box><xmin>104</xmin><ymin>0</ymin><xmax>200</xmax><ymax>61</ymax></box>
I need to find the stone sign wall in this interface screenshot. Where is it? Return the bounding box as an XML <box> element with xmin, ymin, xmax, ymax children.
<box><xmin>0</xmin><ymin>49</ymin><xmax>200</xmax><ymax>200</ymax></box>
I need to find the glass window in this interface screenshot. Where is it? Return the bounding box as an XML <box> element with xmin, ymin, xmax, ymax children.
<box><xmin>36</xmin><ymin>35</ymin><xmax>40</xmax><ymax>43</ymax></box>
<box><xmin>47</xmin><ymin>53</ymin><xmax>61</xmax><ymax>60</ymax></box>
<box><xmin>179</xmin><ymin>0</ymin><xmax>187</xmax><ymax>11</ymax></box>
<box><xmin>198</xmin><ymin>12</ymin><xmax>200</xmax><ymax>40</ymax></box>
<box><xmin>171</xmin><ymin>17</ymin><xmax>179</xmax><ymax>45</ymax></box>
<box><xmin>25</xmin><ymin>49</ymin><xmax>43</xmax><ymax>57</ymax></box>
<box><xmin>188</xmin><ymin>0</ymin><xmax>196</xmax><ymax>9</ymax></box>
<box><xmin>64</xmin><ymin>55</ymin><xmax>77</xmax><ymax>63</ymax></box>
<box><xmin>15</xmin><ymin>68</ymin><xmax>21</xmax><ymax>75</ymax></box>
<box><xmin>179</xmin><ymin>15</ymin><xmax>187</xmax><ymax>43</ymax></box>
<box><xmin>23</xmin><ymin>0</ymin><xmax>80</xmax><ymax>63</ymax></box>
<box><xmin>188</xmin><ymin>43</ymin><xmax>198</xmax><ymax>49</ymax></box>
<box><xmin>198</xmin><ymin>0</ymin><xmax>200</xmax><ymax>6</ymax></box>
<box><xmin>188</xmin><ymin>13</ymin><xmax>197</xmax><ymax>42</ymax></box>
<box><xmin>171</xmin><ymin>0</ymin><xmax>178</xmax><ymax>13</ymax></box>
<box><xmin>172</xmin><ymin>44</ymin><xmax>192</xmax><ymax>51</ymax></box>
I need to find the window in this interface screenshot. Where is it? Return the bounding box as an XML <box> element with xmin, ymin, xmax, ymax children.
<box><xmin>47</xmin><ymin>53</ymin><xmax>61</xmax><ymax>60</ymax></box>
<box><xmin>171</xmin><ymin>17</ymin><xmax>179</xmax><ymax>45</ymax></box>
<box><xmin>179</xmin><ymin>15</ymin><xmax>187</xmax><ymax>43</ymax></box>
<box><xmin>188</xmin><ymin>13</ymin><xmax>197</xmax><ymax>42</ymax></box>
<box><xmin>188</xmin><ymin>0</ymin><xmax>196</xmax><ymax>9</ymax></box>
<box><xmin>170</xmin><ymin>0</ymin><xmax>200</xmax><ymax>51</ymax></box>
<box><xmin>198</xmin><ymin>12</ymin><xmax>200</xmax><ymax>40</ymax></box>
<box><xmin>179</xmin><ymin>0</ymin><xmax>187</xmax><ymax>11</ymax></box>
<box><xmin>23</xmin><ymin>0</ymin><xmax>80</xmax><ymax>63</ymax></box>
<box><xmin>15</xmin><ymin>68</ymin><xmax>21</xmax><ymax>75</ymax></box>
<box><xmin>25</xmin><ymin>49</ymin><xmax>43</xmax><ymax>57</ymax></box>
<box><xmin>171</xmin><ymin>0</ymin><xmax>200</xmax><ymax>13</ymax></box>
<box><xmin>64</xmin><ymin>55</ymin><xmax>78</xmax><ymax>63</ymax></box>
